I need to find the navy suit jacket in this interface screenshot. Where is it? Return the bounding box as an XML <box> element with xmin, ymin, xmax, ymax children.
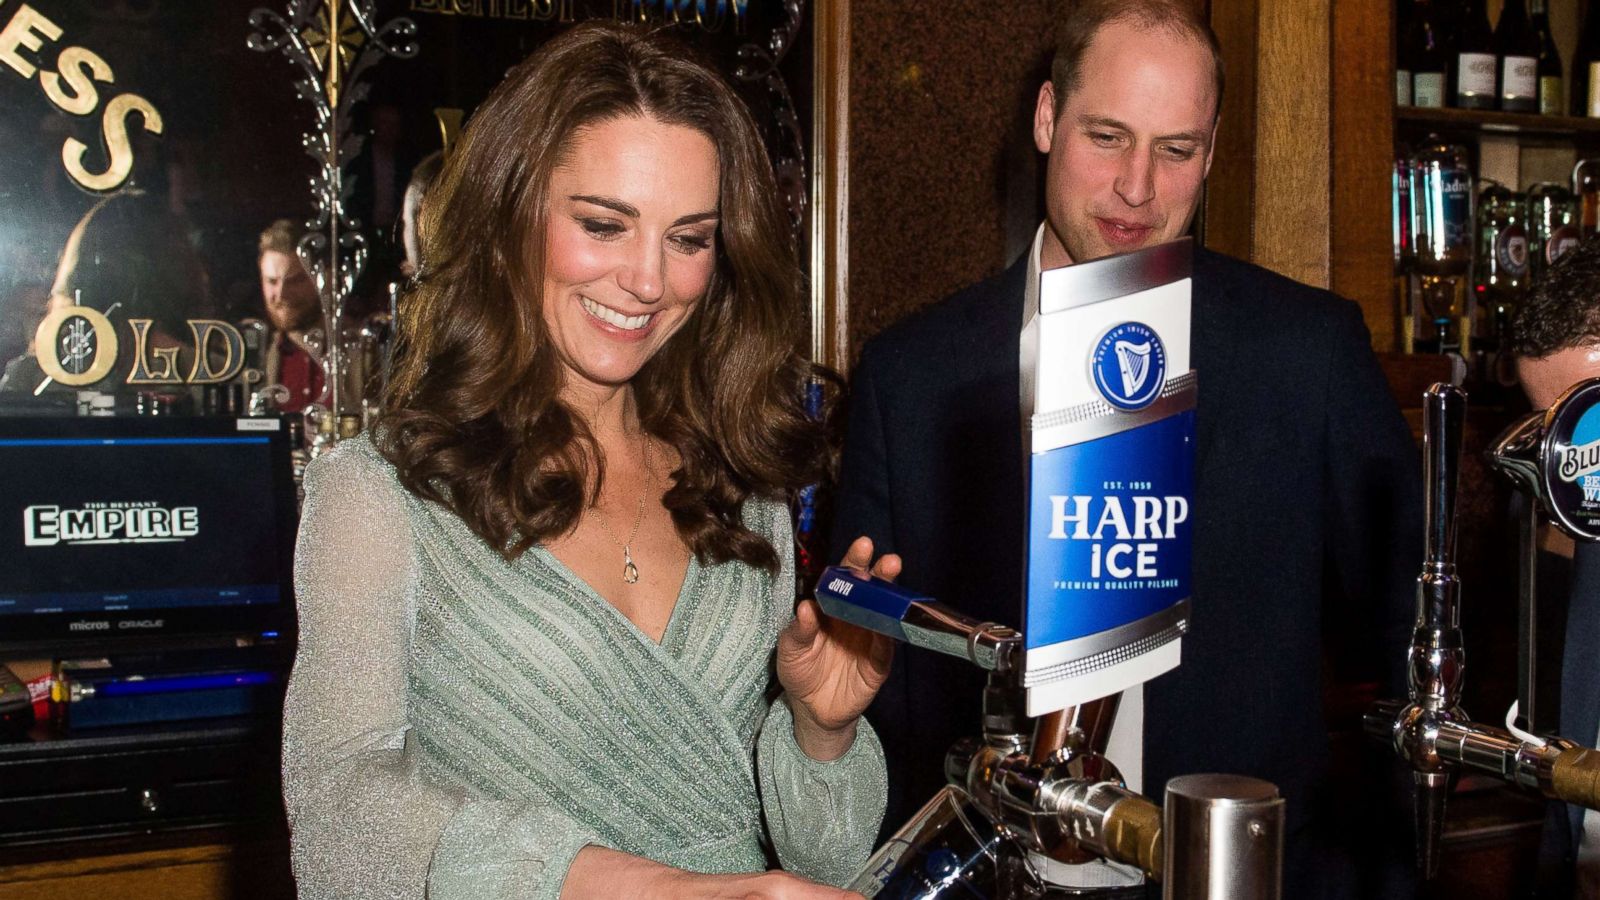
<box><xmin>832</xmin><ymin>247</ymin><xmax>1423</xmax><ymax>899</ymax></box>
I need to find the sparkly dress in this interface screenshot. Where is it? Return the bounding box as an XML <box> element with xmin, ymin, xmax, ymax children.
<box><xmin>282</xmin><ymin>438</ymin><xmax>887</xmax><ymax>899</ymax></box>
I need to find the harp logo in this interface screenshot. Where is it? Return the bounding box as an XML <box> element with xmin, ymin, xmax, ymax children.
<box><xmin>1091</xmin><ymin>322</ymin><xmax>1166</xmax><ymax>411</ymax></box>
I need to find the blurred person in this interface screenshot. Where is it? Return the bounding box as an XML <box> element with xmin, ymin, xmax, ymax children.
<box><xmin>1517</xmin><ymin>239</ymin><xmax>1600</xmax><ymax>900</ymax></box>
<box><xmin>257</xmin><ymin>218</ymin><xmax>326</xmax><ymax>413</ymax></box>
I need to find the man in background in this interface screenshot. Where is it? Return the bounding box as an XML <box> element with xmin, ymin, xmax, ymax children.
<box><xmin>832</xmin><ymin>1</ymin><xmax>1421</xmax><ymax>895</ymax></box>
<box><xmin>1518</xmin><ymin>239</ymin><xmax>1600</xmax><ymax>899</ymax></box>
<box><xmin>257</xmin><ymin>219</ymin><xmax>324</xmax><ymax>413</ymax></box>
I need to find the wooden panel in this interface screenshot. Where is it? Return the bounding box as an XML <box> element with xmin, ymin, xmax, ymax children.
<box><xmin>844</xmin><ymin>1</ymin><xmax>1056</xmax><ymax>363</ymax></box>
<box><xmin>811</xmin><ymin>0</ymin><xmax>851</xmax><ymax>373</ymax></box>
<box><xmin>1204</xmin><ymin>0</ymin><xmax>1260</xmax><ymax>261</ymax></box>
<box><xmin>1331</xmin><ymin>0</ymin><xmax>1397</xmax><ymax>349</ymax></box>
<box><xmin>1253</xmin><ymin>0</ymin><xmax>1332</xmax><ymax>288</ymax></box>
<box><xmin>0</xmin><ymin>839</ymin><xmax>293</xmax><ymax>900</ymax></box>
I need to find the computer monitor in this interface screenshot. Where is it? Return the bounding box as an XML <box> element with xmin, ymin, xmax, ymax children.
<box><xmin>0</xmin><ymin>416</ymin><xmax>298</xmax><ymax>656</ymax></box>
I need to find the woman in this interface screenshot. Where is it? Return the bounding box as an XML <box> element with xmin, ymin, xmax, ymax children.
<box><xmin>283</xmin><ymin>21</ymin><xmax>897</xmax><ymax>900</ymax></box>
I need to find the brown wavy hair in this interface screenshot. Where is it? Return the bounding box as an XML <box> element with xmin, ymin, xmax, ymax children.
<box><xmin>377</xmin><ymin>21</ymin><xmax>825</xmax><ymax>574</ymax></box>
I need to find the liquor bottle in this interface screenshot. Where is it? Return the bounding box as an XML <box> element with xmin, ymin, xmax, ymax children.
<box><xmin>1453</xmin><ymin>0</ymin><xmax>1498</xmax><ymax>109</ymax></box>
<box><xmin>1474</xmin><ymin>184</ymin><xmax>1528</xmax><ymax>379</ymax></box>
<box><xmin>1576</xmin><ymin>158</ymin><xmax>1600</xmax><ymax>234</ymax></box>
<box><xmin>1494</xmin><ymin>0</ymin><xmax>1539</xmax><ymax>112</ymax></box>
<box><xmin>1408</xmin><ymin>0</ymin><xmax>1449</xmax><ymax>108</ymax></box>
<box><xmin>1531</xmin><ymin>0</ymin><xmax>1563</xmax><ymax>115</ymax></box>
<box><xmin>1395</xmin><ymin>148</ymin><xmax>1412</xmax><ymax>270</ymax></box>
<box><xmin>1412</xmin><ymin>136</ymin><xmax>1474</xmax><ymax>353</ymax></box>
<box><xmin>1475</xmin><ymin>183</ymin><xmax>1528</xmax><ymax>304</ymax></box>
<box><xmin>1526</xmin><ymin>182</ymin><xmax>1579</xmax><ymax>275</ymax></box>
<box><xmin>1574</xmin><ymin>3</ymin><xmax>1600</xmax><ymax>116</ymax></box>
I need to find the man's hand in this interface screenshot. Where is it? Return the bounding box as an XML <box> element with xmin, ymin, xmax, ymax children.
<box><xmin>777</xmin><ymin>537</ymin><xmax>899</xmax><ymax>761</ymax></box>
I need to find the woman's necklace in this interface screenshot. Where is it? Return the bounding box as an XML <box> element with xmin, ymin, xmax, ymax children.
<box><xmin>591</xmin><ymin>434</ymin><xmax>652</xmax><ymax>585</ymax></box>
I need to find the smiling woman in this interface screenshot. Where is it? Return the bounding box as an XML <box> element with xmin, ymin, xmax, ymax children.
<box><xmin>281</xmin><ymin>20</ymin><xmax>891</xmax><ymax>900</ymax></box>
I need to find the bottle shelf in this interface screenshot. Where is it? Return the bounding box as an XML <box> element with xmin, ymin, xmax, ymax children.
<box><xmin>1398</xmin><ymin>105</ymin><xmax>1600</xmax><ymax>138</ymax></box>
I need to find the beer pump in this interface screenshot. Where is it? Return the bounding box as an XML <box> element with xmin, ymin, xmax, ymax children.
<box><xmin>815</xmin><ymin>568</ymin><xmax>1284</xmax><ymax>898</ymax></box>
<box><xmin>1366</xmin><ymin>379</ymin><xmax>1600</xmax><ymax>880</ymax></box>
<box><xmin>812</xmin><ymin>239</ymin><xmax>1285</xmax><ymax>899</ymax></box>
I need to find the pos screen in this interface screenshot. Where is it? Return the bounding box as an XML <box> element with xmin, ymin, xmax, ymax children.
<box><xmin>0</xmin><ymin>416</ymin><xmax>298</xmax><ymax>653</ymax></box>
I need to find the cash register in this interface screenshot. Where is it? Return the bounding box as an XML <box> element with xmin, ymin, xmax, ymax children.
<box><xmin>0</xmin><ymin>414</ymin><xmax>298</xmax><ymax>846</ymax></box>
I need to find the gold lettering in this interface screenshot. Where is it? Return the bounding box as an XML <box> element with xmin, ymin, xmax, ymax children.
<box><xmin>409</xmin><ymin>0</ymin><xmax>445</xmax><ymax>10</ymax></box>
<box><xmin>491</xmin><ymin>0</ymin><xmax>529</xmax><ymax>19</ymax></box>
<box><xmin>185</xmin><ymin>320</ymin><xmax>246</xmax><ymax>384</ymax></box>
<box><xmin>35</xmin><ymin>305</ymin><xmax>117</xmax><ymax>387</ymax></box>
<box><xmin>41</xmin><ymin>45</ymin><xmax>113</xmax><ymax>116</ymax></box>
<box><xmin>0</xmin><ymin>4</ymin><xmax>61</xmax><ymax>79</ymax></box>
<box><xmin>63</xmin><ymin>91</ymin><xmax>163</xmax><ymax>193</ymax></box>
<box><xmin>125</xmin><ymin>319</ymin><xmax>182</xmax><ymax>384</ymax></box>
<box><xmin>433</xmin><ymin>107</ymin><xmax>463</xmax><ymax>155</ymax></box>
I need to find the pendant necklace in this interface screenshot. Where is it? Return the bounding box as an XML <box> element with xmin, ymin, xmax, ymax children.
<box><xmin>593</xmin><ymin>434</ymin><xmax>651</xmax><ymax>585</ymax></box>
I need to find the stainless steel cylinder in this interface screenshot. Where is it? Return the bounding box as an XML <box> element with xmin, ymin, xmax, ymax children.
<box><xmin>1162</xmin><ymin>774</ymin><xmax>1283</xmax><ymax>900</ymax></box>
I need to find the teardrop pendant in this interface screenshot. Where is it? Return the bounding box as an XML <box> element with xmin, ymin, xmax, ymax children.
<box><xmin>622</xmin><ymin>546</ymin><xmax>640</xmax><ymax>584</ymax></box>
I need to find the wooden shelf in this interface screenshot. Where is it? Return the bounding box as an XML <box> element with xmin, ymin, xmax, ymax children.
<box><xmin>1398</xmin><ymin>105</ymin><xmax>1600</xmax><ymax>139</ymax></box>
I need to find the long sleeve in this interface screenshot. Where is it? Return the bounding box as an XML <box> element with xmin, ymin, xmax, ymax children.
<box><xmin>757</xmin><ymin>695</ymin><xmax>887</xmax><ymax>886</ymax></box>
<box><xmin>755</xmin><ymin>494</ymin><xmax>886</xmax><ymax>886</ymax></box>
<box><xmin>282</xmin><ymin>441</ymin><xmax>601</xmax><ymax>900</ymax></box>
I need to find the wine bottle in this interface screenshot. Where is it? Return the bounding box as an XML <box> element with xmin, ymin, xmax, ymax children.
<box><xmin>1531</xmin><ymin>0</ymin><xmax>1563</xmax><ymax>116</ymax></box>
<box><xmin>1573</xmin><ymin>3</ymin><xmax>1600</xmax><ymax>116</ymax></box>
<box><xmin>1453</xmin><ymin>0</ymin><xmax>1497</xmax><ymax>109</ymax></box>
<box><xmin>1494</xmin><ymin>0</ymin><xmax>1539</xmax><ymax>112</ymax></box>
<box><xmin>1409</xmin><ymin>0</ymin><xmax>1449</xmax><ymax>108</ymax></box>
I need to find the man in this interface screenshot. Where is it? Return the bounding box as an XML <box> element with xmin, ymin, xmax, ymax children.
<box><xmin>1517</xmin><ymin>240</ymin><xmax>1600</xmax><ymax>899</ymax></box>
<box><xmin>258</xmin><ymin>219</ymin><xmax>325</xmax><ymax>413</ymax></box>
<box><xmin>832</xmin><ymin>2</ymin><xmax>1422</xmax><ymax>896</ymax></box>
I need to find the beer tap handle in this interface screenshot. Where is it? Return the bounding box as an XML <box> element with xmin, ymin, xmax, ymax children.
<box><xmin>814</xmin><ymin>566</ymin><xmax>1021</xmax><ymax>671</ymax></box>
<box><xmin>1422</xmin><ymin>382</ymin><xmax>1466</xmax><ymax>572</ymax></box>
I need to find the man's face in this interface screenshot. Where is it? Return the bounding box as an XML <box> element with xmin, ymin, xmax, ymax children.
<box><xmin>1517</xmin><ymin>342</ymin><xmax>1600</xmax><ymax>409</ymax></box>
<box><xmin>1033</xmin><ymin>19</ymin><xmax>1219</xmax><ymax>268</ymax></box>
<box><xmin>259</xmin><ymin>249</ymin><xmax>320</xmax><ymax>332</ymax></box>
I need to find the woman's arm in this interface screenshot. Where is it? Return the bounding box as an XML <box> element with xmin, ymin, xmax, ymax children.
<box><xmin>284</xmin><ymin>443</ymin><xmax>598</xmax><ymax>899</ymax></box>
<box><xmin>757</xmin><ymin>507</ymin><xmax>891</xmax><ymax>886</ymax></box>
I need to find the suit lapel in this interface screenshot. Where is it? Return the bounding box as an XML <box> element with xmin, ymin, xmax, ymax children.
<box><xmin>956</xmin><ymin>256</ymin><xmax>1029</xmax><ymax>390</ymax></box>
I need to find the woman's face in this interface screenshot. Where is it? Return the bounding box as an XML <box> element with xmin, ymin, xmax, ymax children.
<box><xmin>541</xmin><ymin>114</ymin><xmax>720</xmax><ymax>397</ymax></box>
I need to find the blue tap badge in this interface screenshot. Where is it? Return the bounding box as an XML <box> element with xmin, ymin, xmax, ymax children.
<box><xmin>1027</xmin><ymin>411</ymin><xmax>1195</xmax><ymax>646</ymax></box>
<box><xmin>1020</xmin><ymin>239</ymin><xmax>1194</xmax><ymax>716</ymax></box>
<box><xmin>1545</xmin><ymin>379</ymin><xmax>1600</xmax><ymax>540</ymax></box>
<box><xmin>1091</xmin><ymin>323</ymin><xmax>1166</xmax><ymax>411</ymax></box>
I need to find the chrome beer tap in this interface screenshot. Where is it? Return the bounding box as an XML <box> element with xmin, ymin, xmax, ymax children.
<box><xmin>1367</xmin><ymin>380</ymin><xmax>1600</xmax><ymax>880</ymax></box>
<box><xmin>817</xmin><ymin>569</ymin><xmax>1284</xmax><ymax>899</ymax></box>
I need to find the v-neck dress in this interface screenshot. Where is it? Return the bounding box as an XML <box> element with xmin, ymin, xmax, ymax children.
<box><xmin>282</xmin><ymin>437</ymin><xmax>886</xmax><ymax>899</ymax></box>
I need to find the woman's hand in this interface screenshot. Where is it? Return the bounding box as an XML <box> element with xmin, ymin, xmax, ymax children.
<box><xmin>563</xmin><ymin>847</ymin><xmax>863</xmax><ymax>899</ymax></box>
<box><xmin>776</xmin><ymin>536</ymin><xmax>898</xmax><ymax>761</ymax></box>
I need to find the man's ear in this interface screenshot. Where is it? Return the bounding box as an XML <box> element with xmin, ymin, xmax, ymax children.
<box><xmin>1034</xmin><ymin>82</ymin><xmax>1057</xmax><ymax>155</ymax></box>
<box><xmin>1202</xmin><ymin>115</ymin><xmax>1220</xmax><ymax>179</ymax></box>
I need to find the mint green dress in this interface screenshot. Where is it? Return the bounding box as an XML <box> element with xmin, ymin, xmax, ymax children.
<box><xmin>282</xmin><ymin>438</ymin><xmax>886</xmax><ymax>899</ymax></box>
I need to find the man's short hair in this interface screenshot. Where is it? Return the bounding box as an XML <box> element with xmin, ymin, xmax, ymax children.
<box><xmin>1051</xmin><ymin>0</ymin><xmax>1225</xmax><ymax>117</ymax></box>
<box><xmin>258</xmin><ymin>219</ymin><xmax>304</xmax><ymax>261</ymax></box>
<box><xmin>1512</xmin><ymin>237</ymin><xmax>1600</xmax><ymax>358</ymax></box>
